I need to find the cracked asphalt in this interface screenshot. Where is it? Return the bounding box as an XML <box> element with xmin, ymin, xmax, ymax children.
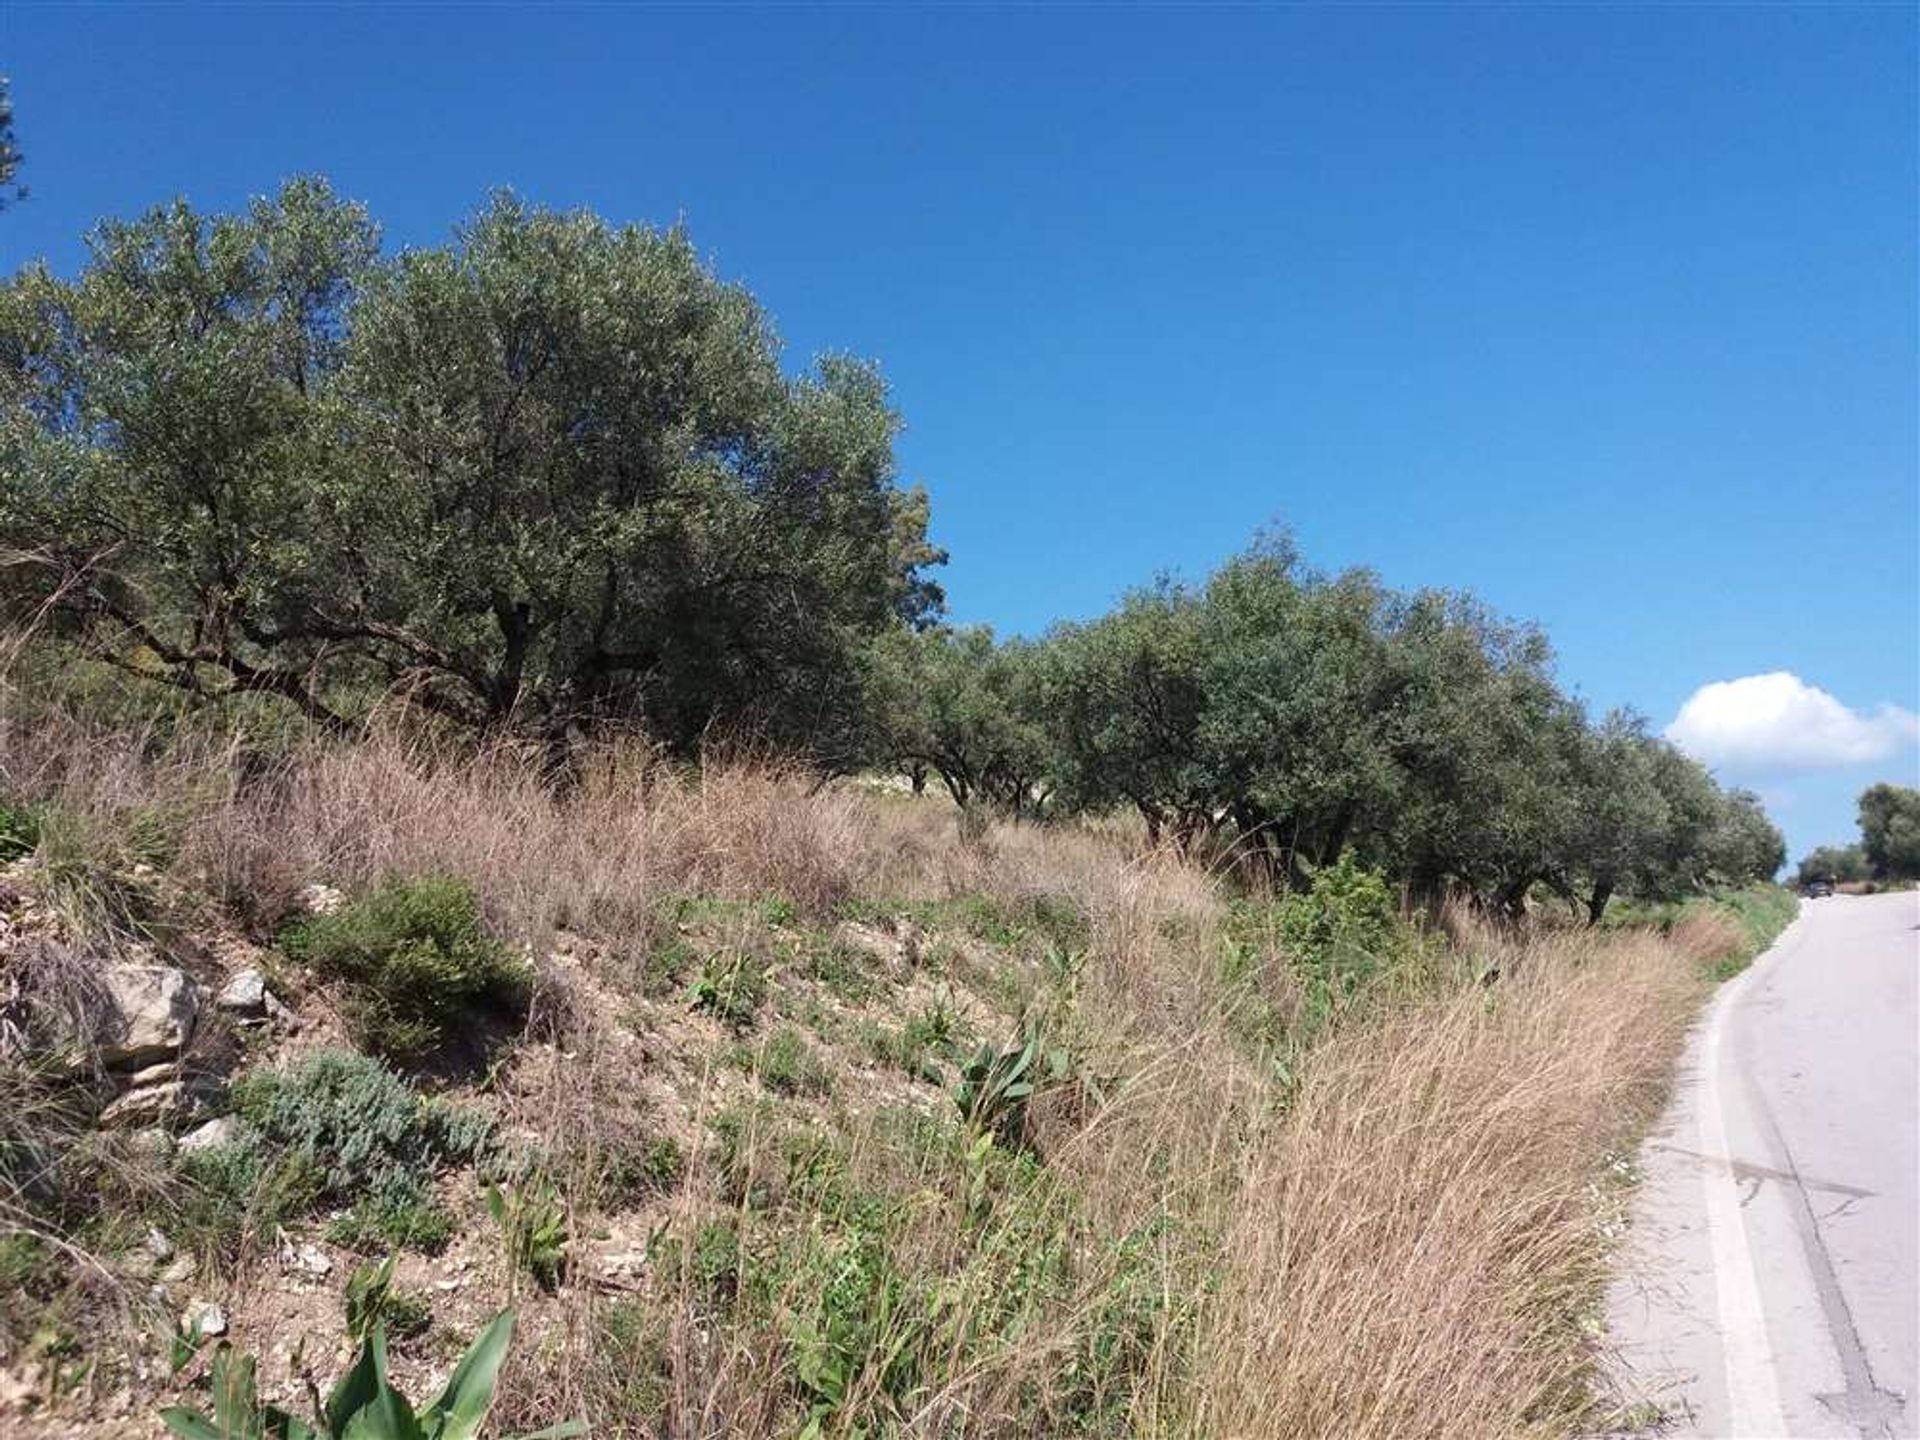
<box><xmin>1605</xmin><ymin>890</ymin><xmax>1918</xmax><ymax>1438</ymax></box>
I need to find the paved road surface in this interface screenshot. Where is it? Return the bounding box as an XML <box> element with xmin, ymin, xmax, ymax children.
<box><xmin>1606</xmin><ymin>891</ymin><xmax>1919</xmax><ymax>1437</ymax></box>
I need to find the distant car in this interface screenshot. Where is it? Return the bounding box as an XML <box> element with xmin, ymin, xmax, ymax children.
<box><xmin>1804</xmin><ymin>879</ymin><xmax>1834</xmax><ymax>899</ymax></box>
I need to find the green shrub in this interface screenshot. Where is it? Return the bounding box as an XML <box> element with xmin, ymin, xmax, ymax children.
<box><xmin>160</xmin><ymin>1310</ymin><xmax>581</xmax><ymax>1440</ymax></box>
<box><xmin>174</xmin><ymin>1140</ymin><xmax>325</xmax><ymax>1267</ymax></box>
<box><xmin>325</xmin><ymin>1196</ymin><xmax>456</xmax><ymax>1255</ymax></box>
<box><xmin>0</xmin><ymin>801</ymin><xmax>41</xmax><ymax>861</ymax></box>
<box><xmin>281</xmin><ymin>875</ymin><xmax>530</xmax><ymax>1059</ymax></box>
<box><xmin>1276</xmin><ymin>853</ymin><xmax>1402</xmax><ymax>980</ymax></box>
<box><xmin>753</xmin><ymin>1026</ymin><xmax>832</xmax><ymax>1098</ymax></box>
<box><xmin>219</xmin><ymin>1048</ymin><xmax>487</xmax><ymax>1253</ymax></box>
<box><xmin>687</xmin><ymin>953</ymin><xmax>768</xmax><ymax>1029</ymax></box>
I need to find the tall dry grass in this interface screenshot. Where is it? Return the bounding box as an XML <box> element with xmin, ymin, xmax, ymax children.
<box><xmin>1</xmin><ymin>660</ymin><xmax>1723</xmax><ymax>1439</ymax></box>
<box><xmin>1180</xmin><ymin>920</ymin><xmax>1709</xmax><ymax>1439</ymax></box>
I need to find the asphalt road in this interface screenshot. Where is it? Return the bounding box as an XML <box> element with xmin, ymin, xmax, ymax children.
<box><xmin>1605</xmin><ymin>891</ymin><xmax>1919</xmax><ymax>1438</ymax></box>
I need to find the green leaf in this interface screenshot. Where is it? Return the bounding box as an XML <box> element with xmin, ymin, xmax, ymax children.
<box><xmin>159</xmin><ymin>1409</ymin><xmax>225</xmax><ymax>1440</ymax></box>
<box><xmin>265</xmin><ymin>1407</ymin><xmax>321</xmax><ymax>1440</ymax></box>
<box><xmin>505</xmin><ymin>1423</ymin><xmax>587</xmax><ymax>1440</ymax></box>
<box><xmin>340</xmin><ymin>1385</ymin><xmax>426</xmax><ymax>1440</ymax></box>
<box><xmin>419</xmin><ymin>1310</ymin><xmax>514</xmax><ymax>1440</ymax></box>
<box><xmin>209</xmin><ymin>1344</ymin><xmax>263</xmax><ymax>1436</ymax></box>
<box><xmin>325</xmin><ymin>1329</ymin><xmax>389</xmax><ymax>1434</ymax></box>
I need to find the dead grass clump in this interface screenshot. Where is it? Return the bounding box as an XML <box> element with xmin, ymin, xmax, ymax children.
<box><xmin>1181</xmin><ymin>925</ymin><xmax>1702</xmax><ymax>1440</ymax></box>
<box><xmin>1663</xmin><ymin>908</ymin><xmax>1746</xmax><ymax>967</ymax></box>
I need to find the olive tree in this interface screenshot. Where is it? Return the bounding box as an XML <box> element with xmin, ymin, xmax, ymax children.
<box><xmin>1</xmin><ymin>182</ymin><xmax>941</xmax><ymax>756</ymax></box>
<box><xmin>0</xmin><ymin>178</ymin><xmax>381</xmax><ymax>724</ymax></box>
<box><xmin>1857</xmin><ymin>782</ymin><xmax>1920</xmax><ymax>881</ymax></box>
<box><xmin>867</xmin><ymin>625</ymin><xmax>1048</xmax><ymax>815</ymax></box>
<box><xmin>1796</xmin><ymin>843</ymin><xmax>1870</xmax><ymax>887</ymax></box>
<box><xmin>1042</xmin><ymin>582</ymin><xmax>1213</xmax><ymax>845</ymax></box>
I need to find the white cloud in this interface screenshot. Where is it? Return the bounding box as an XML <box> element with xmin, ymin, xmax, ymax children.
<box><xmin>1666</xmin><ymin>672</ymin><xmax>1920</xmax><ymax>772</ymax></box>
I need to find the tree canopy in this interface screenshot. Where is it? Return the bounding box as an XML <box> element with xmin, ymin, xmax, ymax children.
<box><xmin>1857</xmin><ymin>783</ymin><xmax>1920</xmax><ymax>881</ymax></box>
<box><xmin>870</xmin><ymin>537</ymin><xmax>1782</xmax><ymax>919</ymax></box>
<box><xmin>1793</xmin><ymin>783</ymin><xmax>1920</xmax><ymax>887</ymax></box>
<box><xmin>1795</xmin><ymin>843</ymin><xmax>1870</xmax><ymax>888</ymax></box>
<box><xmin>2</xmin><ymin>176</ymin><xmax>1784</xmax><ymax>920</ymax></box>
<box><xmin>1</xmin><ymin>180</ymin><xmax>942</xmax><ymax>756</ymax></box>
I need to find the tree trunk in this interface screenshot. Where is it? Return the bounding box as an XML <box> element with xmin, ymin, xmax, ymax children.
<box><xmin>1496</xmin><ymin>874</ymin><xmax>1536</xmax><ymax>922</ymax></box>
<box><xmin>1586</xmin><ymin>880</ymin><xmax>1615</xmax><ymax>926</ymax></box>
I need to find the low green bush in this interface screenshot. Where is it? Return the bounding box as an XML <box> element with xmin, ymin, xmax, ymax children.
<box><xmin>281</xmin><ymin>875</ymin><xmax>530</xmax><ymax>1059</ymax></box>
<box><xmin>752</xmin><ymin>1026</ymin><xmax>832</xmax><ymax>1098</ymax></box>
<box><xmin>687</xmin><ymin>953</ymin><xmax>768</xmax><ymax>1030</ymax></box>
<box><xmin>175</xmin><ymin>1141</ymin><xmax>324</xmax><ymax>1267</ymax></box>
<box><xmin>160</xmin><ymin>1309</ymin><xmax>581</xmax><ymax>1440</ymax></box>
<box><xmin>0</xmin><ymin>801</ymin><xmax>41</xmax><ymax>861</ymax></box>
<box><xmin>185</xmin><ymin>1048</ymin><xmax>490</xmax><ymax>1258</ymax></box>
<box><xmin>1275</xmin><ymin>853</ymin><xmax>1403</xmax><ymax>982</ymax></box>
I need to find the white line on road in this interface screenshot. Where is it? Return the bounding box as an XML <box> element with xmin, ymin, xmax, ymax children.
<box><xmin>1697</xmin><ymin>919</ymin><xmax>1797</xmax><ymax>1438</ymax></box>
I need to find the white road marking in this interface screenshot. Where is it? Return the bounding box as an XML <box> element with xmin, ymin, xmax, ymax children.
<box><xmin>1698</xmin><ymin>932</ymin><xmax>1791</xmax><ymax>1437</ymax></box>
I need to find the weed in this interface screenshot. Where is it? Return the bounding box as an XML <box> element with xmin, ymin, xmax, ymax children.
<box><xmin>344</xmin><ymin>1254</ymin><xmax>431</xmax><ymax>1342</ymax></box>
<box><xmin>487</xmin><ymin>1177</ymin><xmax>569</xmax><ymax>1293</ymax></box>
<box><xmin>160</xmin><ymin>1310</ymin><xmax>581</xmax><ymax>1440</ymax></box>
<box><xmin>642</xmin><ymin>936</ymin><xmax>698</xmax><ymax>996</ymax></box>
<box><xmin>174</xmin><ymin>1141</ymin><xmax>324</xmax><ymax>1268</ymax></box>
<box><xmin>0</xmin><ymin>800</ymin><xmax>41</xmax><ymax>861</ymax></box>
<box><xmin>865</xmin><ymin>996</ymin><xmax>966</xmax><ymax>1084</ymax></box>
<box><xmin>326</xmin><ymin>1196</ymin><xmax>456</xmax><ymax>1256</ymax></box>
<box><xmin>280</xmin><ymin>875</ymin><xmax>530</xmax><ymax>1060</ymax></box>
<box><xmin>805</xmin><ymin>939</ymin><xmax>878</xmax><ymax>1003</ymax></box>
<box><xmin>954</xmin><ymin>1037</ymin><xmax>1066</xmax><ymax>1147</ymax></box>
<box><xmin>596</xmin><ymin>1133</ymin><xmax>685</xmax><ymax>1208</ymax></box>
<box><xmin>687</xmin><ymin>953</ymin><xmax>769</xmax><ymax>1030</ymax></box>
<box><xmin>752</xmin><ymin>1026</ymin><xmax>832</xmax><ymax>1098</ymax></box>
<box><xmin>587</xmin><ymin>1299</ymin><xmax>671</xmax><ymax>1427</ymax></box>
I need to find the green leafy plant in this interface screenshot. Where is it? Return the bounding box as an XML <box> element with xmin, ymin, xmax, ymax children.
<box><xmin>953</xmin><ymin>1037</ymin><xmax>1066</xmax><ymax>1147</ymax></box>
<box><xmin>0</xmin><ymin>800</ymin><xmax>40</xmax><ymax>861</ymax></box>
<box><xmin>280</xmin><ymin>875</ymin><xmax>530</xmax><ymax>1060</ymax></box>
<box><xmin>1276</xmin><ymin>853</ymin><xmax>1402</xmax><ymax>978</ymax></box>
<box><xmin>686</xmin><ymin>953</ymin><xmax>768</xmax><ymax>1030</ymax></box>
<box><xmin>486</xmin><ymin>1178</ymin><xmax>568</xmax><ymax>1293</ymax></box>
<box><xmin>344</xmin><ymin>1256</ymin><xmax>430</xmax><ymax>1343</ymax></box>
<box><xmin>212</xmin><ymin>1049</ymin><xmax>486</xmax><ymax>1256</ymax></box>
<box><xmin>160</xmin><ymin>1311</ymin><xmax>582</xmax><ymax>1440</ymax></box>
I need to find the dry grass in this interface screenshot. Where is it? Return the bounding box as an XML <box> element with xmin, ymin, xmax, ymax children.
<box><xmin>0</xmin><ymin>663</ymin><xmax>1734</xmax><ymax>1439</ymax></box>
<box><xmin>1181</xmin><ymin>921</ymin><xmax>1705</xmax><ymax>1440</ymax></box>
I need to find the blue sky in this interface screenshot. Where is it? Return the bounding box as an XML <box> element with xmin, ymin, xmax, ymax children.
<box><xmin>4</xmin><ymin>3</ymin><xmax>1915</xmax><ymax>861</ymax></box>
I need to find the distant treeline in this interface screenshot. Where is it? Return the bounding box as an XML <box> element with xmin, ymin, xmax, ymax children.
<box><xmin>865</xmin><ymin>544</ymin><xmax>1782</xmax><ymax>920</ymax></box>
<box><xmin>0</xmin><ymin>179</ymin><xmax>1782</xmax><ymax>918</ymax></box>
<box><xmin>1796</xmin><ymin>783</ymin><xmax>1920</xmax><ymax>887</ymax></box>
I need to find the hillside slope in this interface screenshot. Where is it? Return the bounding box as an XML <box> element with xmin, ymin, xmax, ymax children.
<box><xmin>0</xmin><ymin>722</ymin><xmax>1786</xmax><ymax>1438</ymax></box>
